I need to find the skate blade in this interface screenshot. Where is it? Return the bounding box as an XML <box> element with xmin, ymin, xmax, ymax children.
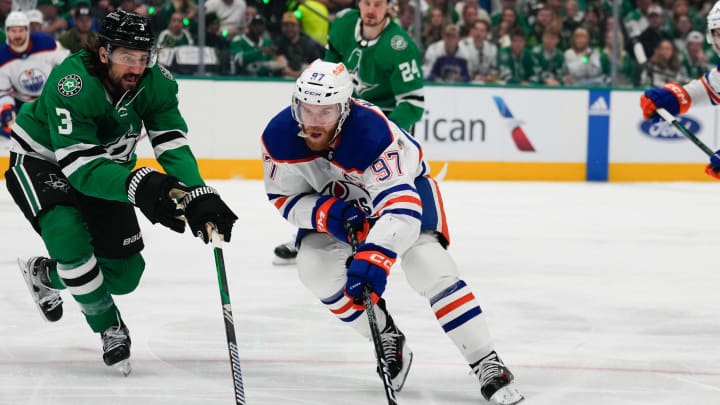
<box><xmin>391</xmin><ymin>348</ymin><xmax>413</xmax><ymax>392</ymax></box>
<box><xmin>115</xmin><ymin>360</ymin><xmax>132</xmax><ymax>377</ymax></box>
<box><xmin>17</xmin><ymin>258</ymin><xmax>49</xmax><ymax>322</ymax></box>
<box><xmin>490</xmin><ymin>385</ymin><xmax>524</xmax><ymax>405</ymax></box>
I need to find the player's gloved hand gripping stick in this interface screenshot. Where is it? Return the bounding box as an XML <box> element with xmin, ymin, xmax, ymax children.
<box><xmin>653</xmin><ymin>108</ymin><xmax>720</xmax><ymax>179</ymax></box>
<box><xmin>345</xmin><ymin>222</ymin><xmax>398</xmax><ymax>405</ymax></box>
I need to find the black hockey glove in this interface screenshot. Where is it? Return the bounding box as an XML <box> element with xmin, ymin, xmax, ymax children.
<box><xmin>181</xmin><ymin>186</ymin><xmax>238</xmax><ymax>244</ymax></box>
<box><xmin>126</xmin><ymin>167</ymin><xmax>186</xmax><ymax>233</ymax></box>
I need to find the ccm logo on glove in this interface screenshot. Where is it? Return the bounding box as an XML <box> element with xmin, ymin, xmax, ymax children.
<box><xmin>355</xmin><ymin>251</ymin><xmax>394</xmax><ymax>273</ymax></box>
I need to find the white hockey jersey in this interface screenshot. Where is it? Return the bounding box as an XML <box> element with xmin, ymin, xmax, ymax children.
<box><xmin>0</xmin><ymin>31</ymin><xmax>69</xmax><ymax>107</ymax></box>
<box><xmin>262</xmin><ymin>99</ymin><xmax>449</xmax><ymax>255</ymax></box>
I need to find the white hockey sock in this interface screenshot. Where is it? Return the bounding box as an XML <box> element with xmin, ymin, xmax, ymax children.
<box><xmin>430</xmin><ymin>279</ymin><xmax>494</xmax><ymax>364</ymax></box>
<box><xmin>321</xmin><ymin>287</ymin><xmax>387</xmax><ymax>338</ymax></box>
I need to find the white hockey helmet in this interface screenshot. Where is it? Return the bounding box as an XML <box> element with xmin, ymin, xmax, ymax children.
<box><xmin>5</xmin><ymin>11</ymin><xmax>30</xmax><ymax>48</ymax></box>
<box><xmin>5</xmin><ymin>11</ymin><xmax>29</xmax><ymax>29</ymax></box>
<box><xmin>706</xmin><ymin>0</ymin><xmax>720</xmax><ymax>53</ymax></box>
<box><xmin>292</xmin><ymin>59</ymin><xmax>353</xmax><ymax>141</ymax></box>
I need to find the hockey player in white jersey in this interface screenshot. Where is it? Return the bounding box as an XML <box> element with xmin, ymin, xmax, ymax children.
<box><xmin>0</xmin><ymin>11</ymin><xmax>68</xmax><ymax>138</ymax></box>
<box><xmin>261</xmin><ymin>60</ymin><xmax>524</xmax><ymax>404</ymax></box>
<box><xmin>640</xmin><ymin>0</ymin><xmax>720</xmax><ymax>179</ymax></box>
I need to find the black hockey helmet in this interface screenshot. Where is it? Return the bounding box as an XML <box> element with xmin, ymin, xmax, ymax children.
<box><xmin>99</xmin><ymin>9</ymin><xmax>157</xmax><ymax>67</ymax></box>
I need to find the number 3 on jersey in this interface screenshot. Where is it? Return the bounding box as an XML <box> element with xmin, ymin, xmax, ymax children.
<box><xmin>399</xmin><ymin>60</ymin><xmax>420</xmax><ymax>82</ymax></box>
<box><xmin>55</xmin><ymin>108</ymin><xmax>72</xmax><ymax>135</ymax></box>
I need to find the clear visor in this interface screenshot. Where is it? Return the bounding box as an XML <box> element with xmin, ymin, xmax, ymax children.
<box><xmin>293</xmin><ymin>100</ymin><xmax>342</xmax><ymax>127</ymax></box>
<box><xmin>106</xmin><ymin>45</ymin><xmax>157</xmax><ymax>68</ymax></box>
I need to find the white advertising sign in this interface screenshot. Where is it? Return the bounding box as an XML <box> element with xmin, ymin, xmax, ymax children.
<box><xmin>609</xmin><ymin>90</ymin><xmax>719</xmax><ymax>163</ymax></box>
<box><xmin>416</xmin><ymin>86</ymin><xmax>589</xmax><ymax>162</ymax></box>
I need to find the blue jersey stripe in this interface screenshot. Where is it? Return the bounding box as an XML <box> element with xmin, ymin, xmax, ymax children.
<box><xmin>382</xmin><ymin>208</ymin><xmax>422</xmax><ymax>220</ymax></box>
<box><xmin>442</xmin><ymin>306</ymin><xmax>482</xmax><ymax>333</ymax></box>
<box><xmin>430</xmin><ymin>280</ymin><xmax>467</xmax><ymax>306</ymax></box>
<box><xmin>372</xmin><ymin>184</ymin><xmax>417</xmax><ymax>207</ymax></box>
<box><xmin>283</xmin><ymin>192</ymin><xmax>311</xmax><ymax>219</ymax></box>
<box><xmin>267</xmin><ymin>193</ymin><xmax>284</xmax><ymax>201</ymax></box>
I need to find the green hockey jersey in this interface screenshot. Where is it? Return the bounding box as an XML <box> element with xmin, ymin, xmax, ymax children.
<box><xmin>13</xmin><ymin>50</ymin><xmax>204</xmax><ymax>203</ymax></box>
<box><xmin>325</xmin><ymin>9</ymin><xmax>424</xmax><ymax>131</ymax></box>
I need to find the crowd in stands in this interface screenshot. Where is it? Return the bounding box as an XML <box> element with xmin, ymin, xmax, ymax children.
<box><xmin>5</xmin><ymin>0</ymin><xmax>717</xmax><ymax>87</ymax></box>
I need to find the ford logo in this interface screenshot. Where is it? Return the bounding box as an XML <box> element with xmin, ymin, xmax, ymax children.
<box><xmin>639</xmin><ymin>116</ymin><xmax>701</xmax><ymax>140</ymax></box>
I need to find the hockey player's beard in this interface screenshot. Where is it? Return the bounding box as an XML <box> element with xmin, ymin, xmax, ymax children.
<box><xmin>301</xmin><ymin>125</ymin><xmax>336</xmax><ymax>152</ymax></box>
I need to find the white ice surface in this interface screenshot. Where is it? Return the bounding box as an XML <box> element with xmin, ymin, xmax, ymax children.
<box><xmin>1</xmin><ymin>180</ymin><xmax>719</xmax><ymax>404</ymax></box>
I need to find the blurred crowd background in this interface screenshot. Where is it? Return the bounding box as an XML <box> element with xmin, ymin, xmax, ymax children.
<box><xmin>6</xmin><ymin>0</ymin><xmax>717</xmax><ymax>88</ymax></box>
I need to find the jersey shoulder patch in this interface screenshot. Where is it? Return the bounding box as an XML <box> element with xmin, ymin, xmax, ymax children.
<box><xmin>262</xmin><ymin>107</ymin><xmax>316</xmax><ymax>162</ymax></box>
<box><xmin>57</xmin><ymin>73</ymin><xmax>83</xmax><ymax>97</ymax></box>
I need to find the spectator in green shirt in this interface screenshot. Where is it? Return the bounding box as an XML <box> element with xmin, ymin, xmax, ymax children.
<box><xmin>58</xmin><ymin>3</ymin><xmax>97</xmax><ymax>53</ymax></box>
<box><xmin>157</xmin><ymin>11</ymin><xmax>194</xmax><ymax>48</ymax></box>
<box><xmin>530</xmin><ymin>29</ymin><xmax>565</xmax><ymax>86</ymax></box>
<box><xmin>497</xmin><ymin>28</ymin><xmax>533</xmax><ymax>84</ymax></box>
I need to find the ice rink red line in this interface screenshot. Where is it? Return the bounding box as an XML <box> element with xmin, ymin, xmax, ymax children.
<box><xmin>2</xmin><ymin>359</ymin><xmax>719</xmax><ymax>377</ymax></box>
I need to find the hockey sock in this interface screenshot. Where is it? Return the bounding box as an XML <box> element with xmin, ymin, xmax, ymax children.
<box><xmin>321</xmin><ymin>287</ymin><xmax>387</xmax><ymax>338</ymax></box>
<box><xmin>57</xmin><ymin>255</ymin><xmax>118</xmax><ymax>333</ymax></box>
<box><xmin>430</xmin><ymin>279</ymin><xmax>494</xmax><ymax>363</ymax></box>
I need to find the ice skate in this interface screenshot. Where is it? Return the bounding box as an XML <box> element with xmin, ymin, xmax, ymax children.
<box><xmin>272</xmin><ymin>240</ymin><xmax>297</xmax><ymax>265</ymax></box>
<box><xmin>471</xmin><ymin>351</ymin><xmax>524</xmax><ymax>405</ymax></box>
<box><xmin>102</xmin><ymin>318</ymin><xmax>132</xmax><ymax>376</ymax></box>
<box><xmin>18</xmin><ymin>257</ymin><xmax>63</xmax><ymax>322</ymax></box>
<box><xmin>377</xmin><ymin>299</ymin><xmax>413</xmax><ymax>391</ymax></box>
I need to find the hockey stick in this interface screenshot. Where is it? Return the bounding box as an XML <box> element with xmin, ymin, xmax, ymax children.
<box><xmin>210</xmin><ymin>228</ymin><xmax>247</xmax><ymax>405</ymax></box>
<box><xmin>171</xmin><ymin>189</ymin><xmax>246</xmax><ymax>405</ymax></box>
<box><xmin>655</xmin><ymin>108</ymin><xmax>714</xmax><ymax>156</ymax></box>
<box><xmin>345</xmin><ymin>223</ymin><xmax>398</xmax><ymax>405</ymax></box>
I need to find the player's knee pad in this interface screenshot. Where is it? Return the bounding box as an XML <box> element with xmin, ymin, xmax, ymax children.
<box><xmin>39</xmin><ymin>205</ymin><xmax>94</xmax><ymax>263</ymax></box>
<box><xmin>296</xmin><ymin>232</ymin><xmax>352</xmax><ymax>299</ymax></box>
<box><xmin>401</xmin><ymin>232</ymin><xmax>461</xmax><ymax>299</ymax></box>
<box><xmin>97</xmin><ymin>254</ymin><xmax>146</xmax><ymax>295</ymax></box>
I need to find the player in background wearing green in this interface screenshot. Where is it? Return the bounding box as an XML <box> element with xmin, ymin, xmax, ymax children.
<box><xmin>5</xmin><ymin>10</ymin><xmax>237</xmax><ymax>375</ymax></box>
<box><xmin>273</xmin><ymin>0</ymin><xmax>425</xmax><ymax>264</ymax></box>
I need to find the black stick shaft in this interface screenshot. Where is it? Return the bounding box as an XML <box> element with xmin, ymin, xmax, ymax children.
<box><xmin>212</xmin><ymin>233</ymin><xmax>247</xmax><ymax>405</ymax></box>
<box><xmin>656</xmin><ymin>108</ymin><xmax>714</xmax><ymax>156</ymax></box>
<box><xmin>345</xmin><ymin>224</ymin><xmax>398</xmax><ymax>405</ymax></box>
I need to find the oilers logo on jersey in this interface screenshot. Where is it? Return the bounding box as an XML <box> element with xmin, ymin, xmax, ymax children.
<box><xmin>319</xmin><ymin>180</ymin><xmax>372</xmax><ymax>215</ymax></box>
<box><xmin>18</xmin><ymin>69</ymin><xmax>46</xmax><ymax>94</ymax></box>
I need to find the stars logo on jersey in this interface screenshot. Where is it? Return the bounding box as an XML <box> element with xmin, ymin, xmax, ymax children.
<box><xmin>44</xmin><ymin>173</ymin><xmax>70</xmax><ymax>193</ymax></box>
<box><xmin>346</xmin><ymin>49</ymin><xmax>378</xmax><ymax>96</ymax></box>
<box><xmin>158</xmin><ymin>65</ymin><xmax>174</xmax><ymax>81</ymax></box>
<box><xmin>390</xmin><ymin>35</ymin><xmax>408</xmax><ymax>51</ymax></box>
<box><xmin>58</xmin><ymin>74</ymin><xmax>83</xmax><ymax>97</ymax></box>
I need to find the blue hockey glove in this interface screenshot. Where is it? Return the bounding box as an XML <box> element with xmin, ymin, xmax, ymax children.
<box><xmin>640</xmin><ymin>83</ymin><xmax>690</xmax><ymax>120</ymax></box>
<box><xmin>311</xmin><ymin>196</ymin><xmax>369</xmax><ymax>244</ymax></box>
<box><xmin>706</xmin><ymin>150</ymin><xmax>720</xmax><ymax>179</ymax></box>
<box><xmin>345</xmin><ymin>243</ymin><xmax>396</xmax><ymax>310</ymax></box>
<box><xmin>0</xmin><ymin>104</ymin><xmax>15</xmax><ymax>127</ymax></box>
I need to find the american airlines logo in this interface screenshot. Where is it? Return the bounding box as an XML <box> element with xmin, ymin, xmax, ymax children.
<box><xmin>492</xmin><ymin>96</ymin><xmax>536</xmax><ymax>152</ymax></box>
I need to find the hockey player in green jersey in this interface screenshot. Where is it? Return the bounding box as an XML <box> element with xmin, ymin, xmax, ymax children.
<box><xmin>273</xmin><ymin>0</ymin><xmax>425</xmax><ymax>264</ymax></box>
<box><xmin>4</xmin><ymin>10</ymin><xmax>237</xmax><ymax>375</ymax></box>
<box><xmin>325</xmin><ymin>0</ymin><xmax>424</xmax><ymax>132</ymax></box>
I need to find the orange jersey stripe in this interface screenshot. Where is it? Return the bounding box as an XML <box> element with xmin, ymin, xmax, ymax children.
<box><xmin>701</xmin><ymin>76</ymin><xmax>720</xmax><ymax>104</ymax></box>
<box><xmin>378</xmin><ymin>196</ymin><xmax>422</xmax><ymax>213</ymax></box>
<box><xmin>273</xmin><ymin>196</ymin><xmax>288</xmax><ymax>209</ymax></box>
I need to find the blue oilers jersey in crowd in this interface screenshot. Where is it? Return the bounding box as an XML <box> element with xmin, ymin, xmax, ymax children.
<box><xmin>262</xmin><ymin>99</ymin><xmax>449</xmax><ymax>255</ymax></box>
<box><xmin>0</xmin><ymin>32</ymin><xmax>69</xmax><ymax>107</ymax></box>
